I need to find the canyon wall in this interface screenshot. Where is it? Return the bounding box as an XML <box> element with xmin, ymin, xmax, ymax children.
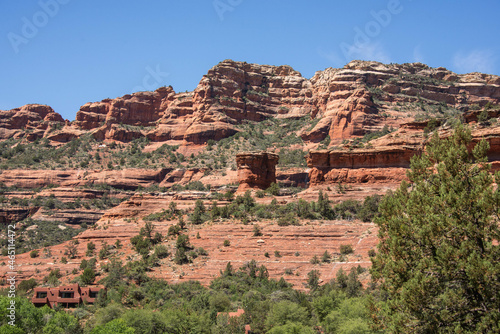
<box><xmin>2</xmin><ymin>60</ymin><xmax>500</xmax><ymax>145</ymax></box>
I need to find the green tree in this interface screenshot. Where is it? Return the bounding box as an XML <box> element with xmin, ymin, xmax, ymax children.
<box><xmin>322</xmin><ymin>297</ymin><xmax>374</xmax><ymax>334</ymax></box>
<box><xmin>371</xmin><ymin>126</ymin><xmax>500</xmax><ymax>333</ymax></box>
<box><xmin>190</xmin><ymin>199</ymin><xmax>207</xmax><ymax>225</ymax></box>
<box><xmin>307</xmin><ymin>270</ymin><xmax>320</xmax><ymax>290</ymax></box>
<box><xmin>80</xmin><ymin>268</ymin><xmax>96</xmax><ymax>285</ymax></box>
<box><xmin>317</xmin><ymin>190</ymin><xmax>333</xmax><ymax>218</ymax></box>
<box><xmin>267</xmin><ymin>322</ymin><xmax>315</xmax><ymax>334</ymax></box>
<box><xmin>42</xmin><ymin>311</ymin><xmax>81</xmax><ymax>334</ymax></box>
<box><xmin>86</xmin><ymin>241</ymin><xmax>96</xmax><ymax>256</ymax></box>
<box><xmin>265</xmin><ymin>300</ymin><xmax>310</xmax><ymax>330</ymax></box>
<box><xmin>478</xmin><ymin>109</ymin><xmax>490</xmax><ymax>125</ymax></box>
<box><xmin>130</xmin><ymin>235</ymin><xmax>151</xmax><ymax>260</ymax></box>
<box><xmin>90</xmin><ymin>318</ymin><xmax>135</xmax><ymax>334</ymax></box>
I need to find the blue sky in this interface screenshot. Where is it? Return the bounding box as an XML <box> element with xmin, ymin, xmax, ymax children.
<box><xmin>1</xmin><ymin>0</ymin><xmax>499</xmax><ymax>120</ymax></box>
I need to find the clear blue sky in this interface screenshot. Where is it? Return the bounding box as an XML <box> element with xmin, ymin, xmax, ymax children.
<box><xmin>1</xmin><ymin>0</ymin><xmax>499</xmax><ymax>120</ymax></box>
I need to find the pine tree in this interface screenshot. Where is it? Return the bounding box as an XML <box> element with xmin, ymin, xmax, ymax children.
<box><xmin>371</xmin><ymin>126</ymin><xmax>500</xmax><ymax>333</ymax></box>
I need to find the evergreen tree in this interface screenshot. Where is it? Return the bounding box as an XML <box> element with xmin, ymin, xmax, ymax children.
<box><xmin>317</xmin><ymin>190</ymin><xmax>333</xmax><ymax>219</ymax></box>
<box><xmin>371</xmin><ymin>126</ymin><xmax>500</xmax><ymax>333</ymax></box>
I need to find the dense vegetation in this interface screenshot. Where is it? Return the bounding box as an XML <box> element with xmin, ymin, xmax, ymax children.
<box><xmin>1</xmin><ymin>260</ymin><xmax>381</xmax><ymax>333</ymax></box>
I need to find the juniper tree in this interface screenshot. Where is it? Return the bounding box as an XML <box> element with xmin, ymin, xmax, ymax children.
<box><xmin>371</xmin><ymin>126</ymin><xmax>500</xmax><ymax>333</ymax></box>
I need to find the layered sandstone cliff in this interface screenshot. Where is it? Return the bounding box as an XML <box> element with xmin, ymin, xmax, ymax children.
<box><xmin>2</xmin><ymin>60</ymin><xmax>499</xmax><ymax>146</ymax></box>
<box><xmin>0</xmin><ymin>104</ymin><xmax>65</xmax><ymax>141</ymax></box>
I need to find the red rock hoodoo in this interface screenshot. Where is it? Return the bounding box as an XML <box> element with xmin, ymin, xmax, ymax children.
<box><xmin>236</xmin><ymin>151</ymin><xmax>279</xmax><ymax>191</ymax></box>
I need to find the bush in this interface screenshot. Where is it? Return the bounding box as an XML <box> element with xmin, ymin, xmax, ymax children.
<box><xmin>253</xmin><ymin>224</ymin><xmax>263</xmax><ymax>236</ymax></box>
<box><xmin>334</xmin><ymin>200</ymin><xmax>361</xmax><ymax>220</ymax></box>
<box><xmin>223</xmin><ymin>239</ymin><xmax>230</xmax><ymax>247</ymax></box>
<box><xmin>154</xmin><ymin>244</ymin><xmax>169</xmax><ymax>259</ymax></box>
<box><xmin>18</xmin><ymin>278</ymin><xmax>37</xmax><ymax>291</ymax></box>
<box><xmin>168</xmin><ymin>224</ymin><xmax>181</xmax><ymax>236</ymax></box>
<box><xmin>340</xmin><ymin>244</ymin><xmax>353</xmax><ymax>255</ymax></box>
<box><xmin>266</xmin><ymin>183</ymin><xmax>280</xmax><ymax>196</ymax></box>
<box><xmin>30</xmin><ymin>250</ymin><xmax>39</xmax><ymax>258</ymax></box>
<box><xmin>321</xmin><ymin>250</ymin><xmax>331</xmax><ymax>263</ymax></box>
<box><xmin>478</xmin><ymin>109</ymin><xmax>490</xmax><ymax>125</ymax></box>
<box><xmin>277</xmin><ymin>212</ymin><xmax>299</xmax><ymax>226</ymax></box>
<box><xmin>86</xmin><ymin>241</ymin><xmax>96</xmax><ymax>256</ymax></box>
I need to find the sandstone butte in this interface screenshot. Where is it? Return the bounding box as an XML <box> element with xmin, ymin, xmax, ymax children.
<box><xmin>1</xmin><ymin>59</ymin><xmax>500</xmax><ymax>290</ymax></box>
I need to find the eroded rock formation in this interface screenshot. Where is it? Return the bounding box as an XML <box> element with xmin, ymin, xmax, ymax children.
<box><xmin>0</xmin><ymin>104</ymin><xmax>65</xmax><ymax>140</ymax></box>
<box><xmin>0</xmin><ymin>168</ymin><xmax>170</xmax><ymax>190</ymax></box>
<box><xmin>3</xmin><ymin>60</ymin><xmax>499</xmax><ymax>145</ymax></box>
<box><xmin>236</xmin><ymin>151</ymin><xmax>279</xmax><ymax>191</ymax></box>
<box><xmin>306</xmin><ymin>147</ymin><xmax>419</xmax><ymax>186</ymax></box>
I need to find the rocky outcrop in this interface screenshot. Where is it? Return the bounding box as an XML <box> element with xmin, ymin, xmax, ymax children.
<box><xmin>0</xmin><ymin>207</ymin><xmax>38</xmax><ymax>225</ymax></box>
<box><xmin>0</xmin><ymin>104</ymin><xmax>65</xmax><ymax>140</ymax></box>
<box><xmin>306</xmin><ymin>147</ymin><xmax>420</xmax><ymax>185</ymax></box>
<box><xmin>2</xmin><ymin>60</ymin><xmax>500</xmax><ymax>146</ymax></box>
<box><xmin>236</xmin><ymin>152</ymin><xmax>279</xmax><ymax>191</ymax></box>
<box><xmin>75</xmin><ymin>87</ymin><xmax>175</xmax><ymax>130</ymax></box>
<box><xmin>0</xmin><ymin>169</ymin><xmax>170</xmax><ymax>190</ymax></box>
<box><xmin>31</xmin><ymin>209</ymin><xmax>104</xmax><ymax>225</ymax></box>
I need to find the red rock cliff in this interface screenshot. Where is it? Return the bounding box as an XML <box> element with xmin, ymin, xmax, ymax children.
<box><xmin>2</xmin><ymin>60</ymin><xmax>500</xmax><ymax>145</ymax></box>
<box><xmin>306</xmin><ymin>146</ymin><xmax>420</xmax><ymax>186</ymax></box>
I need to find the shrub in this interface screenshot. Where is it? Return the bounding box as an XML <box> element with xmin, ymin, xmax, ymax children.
<box><xmin>223</xmin><ymin>239</ymin><xmax>230</xmax><ymax>247</ymax></box>
<box><xmin>30</xmin><ymin>250</ymin><xmax>39</xmax><ymax>258</ymax></box>
<box><xmin>18</xmin><ymin>278</ymin><xmax>37</xmax><ymax>291</ymax></box>
<box><xmin>340</xmin><ymin>244</ymin><xmax>354</xmax><ymax>255</ymax></box>
<box><xmin>197</xmin><ymin>247</ymin><xmax>208</xmax><ymax>256</ymax></box>
<box><xmin>174</xmin><ymin>247</ymin><xmax>189</xmax><ymax>265</ymax></box>
<box><xmin>310</xmin><ymin>255</ymin><xmax>320</xmax><ymax>264</ymax></box>
<box><xmin>334</xmin><ymin>200</ymin><xmax>361</xmax><ymax>220</ymax></box>
<box><xmin>255</xmin><ymin>190</ymin><xmax>266</xmax><ymax>198</ymax></box>
<box><xmin>168</xmin><ymin>224</ymin><xmax>181</xmax><ymax>236</ymax></box>
<box><xmin>266</xmin><ymin>183</ymin><xmax>280</xmax><ymax>196</ymax></box>
<box><xmin>321</xmin><ymin>250</ymin><xmax>331</xmax><ymax>263</ymax></box>
<box><xmin>277</xmin><ymin>212</ymin><xmax>299</xmax><ymax>226</ymax></box>
<box><xmin>253</xmin><ymin>224</ymin><xmax>263</xmax><ymax>236</ymax></box>
<box><xmin>190</xmin><ymin>199</ymin><xmax>207</xmax><ymax>225</ymax></box>
<box><xmin>86</xmin><ymin>241</ymin><xmax>96</xmax><ymax>256</ymax></box>
<box><xmin>154</xmin><ymin>244</ymin><xmax>169</xmax><ymax>259</ymax></box>
<box><xmin>478</xmin><ymin>109</ymin><xmax>490</xmax><ymax>125</ymax></box>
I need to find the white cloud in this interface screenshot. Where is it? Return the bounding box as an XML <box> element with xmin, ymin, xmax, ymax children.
<box><xmin>452</xmin><ymin>50</ymin><xmax>496</xmax><ymax>74</ymax></box>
